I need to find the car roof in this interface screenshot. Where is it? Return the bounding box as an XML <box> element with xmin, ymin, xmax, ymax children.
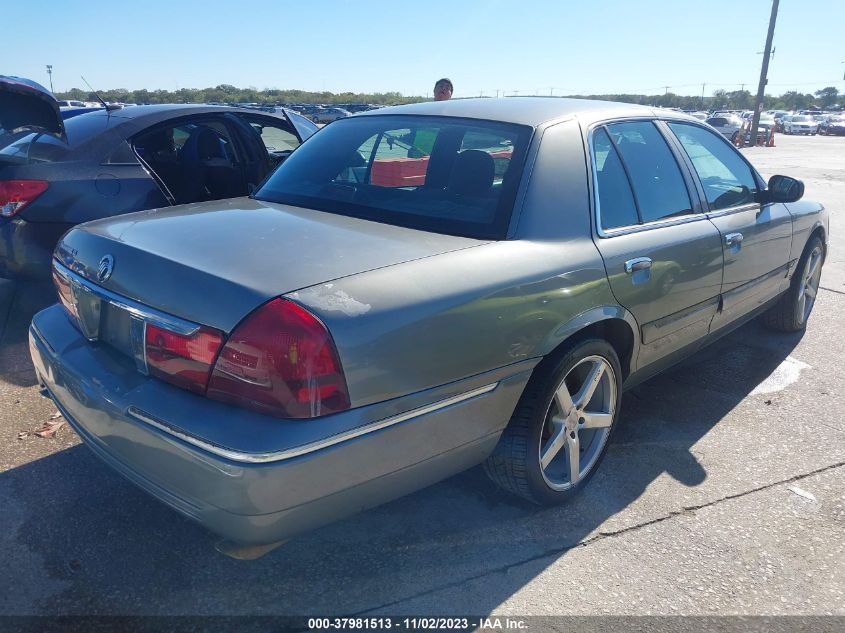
<box><xmin>358</xmin><ymin>97</ymin><xmax>668</xmax><ymax>127</ymax></box>
<box><xmin>82</xmin><ymin>104</ymin><xmax>287</xmax><ymax>124</ymax></box>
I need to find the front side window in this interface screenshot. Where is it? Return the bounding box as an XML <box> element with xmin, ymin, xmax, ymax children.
<box><xmin>255</xmin><ymin>115</ymin><xmax>531</xmax><ymax>239</ymax></box>
<box><xmin>605</xmin><ymin>121</ymin><xmax>692</xmax><ymax>223</ymax></box>
<box><xmin>668</xmin><ymin>122</ymin><xmax>757</xmax><ymax>210</ymax></box>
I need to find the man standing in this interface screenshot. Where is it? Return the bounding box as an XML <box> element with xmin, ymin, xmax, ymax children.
<box><xmin>434</xmin><ymin>78</ymin><xmax>453</xmax><ymax>101</ymax></box>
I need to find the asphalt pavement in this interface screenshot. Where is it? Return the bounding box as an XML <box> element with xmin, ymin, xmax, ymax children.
<box><xmin>0</xmin><ymin>134</ymin><xmax>842</xmax><ymax>619</ymax></box>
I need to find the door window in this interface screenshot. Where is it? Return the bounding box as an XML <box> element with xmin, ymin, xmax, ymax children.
<box><xmin>245</xmin><ymin>119</ymin><xmax>300</xmax><ymax>153</ymax></box>
<box><xmin>605</xmin><ymin>121</ymin><xmax>693</xmax><ymax>223</ymax></box>
<box><xmin>667</xmin><ymin>122</ymin><xmax>757</xmax><ymax>210</ymax></box>
<box><xmin>133</xmin><ymin>119</ymin><xmax>241</xmax><ymax>204</ymax></box>
<box><xmin>592</xmin><ymin>128</ymin><xmax>639</xmax><ymax>230</ymax></box>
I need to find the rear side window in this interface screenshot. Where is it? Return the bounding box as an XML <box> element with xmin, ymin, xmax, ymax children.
<box><xmin>592</xmin><ymin>128</ymin><xmax>639</xmax><ymax>230</ymax></box>
<box><xmin>667</xmin><ymin>122</ymin><xmax>757</xmax><ymax>210</ymax></box>
<box><xmin>255</xmin><ymin>115</ymin><xmax>531</xmax><ymax>240</ymax></box>
<box><xmin>605</xmin><ymin>121</ymin><xmax>692</xmax><ymax>223</ymax></box>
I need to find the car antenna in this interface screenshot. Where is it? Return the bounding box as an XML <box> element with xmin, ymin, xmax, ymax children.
<box><xmin>81</xmin><ymin>76</ymin><xmax>121</xmax><ymax>112</ymax></box>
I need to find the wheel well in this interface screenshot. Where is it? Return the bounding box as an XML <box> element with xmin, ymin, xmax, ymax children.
<box><xmin>552</xmin><ymin>318</ymin><xmax>635</xmax><ymax>381</ymax></box>
<box><xmin>809</xmin><ymin>226</ymin><xmax>826</xmax><ymax>257</ymax></box>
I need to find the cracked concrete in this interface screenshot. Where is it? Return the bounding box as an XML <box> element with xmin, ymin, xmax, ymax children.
<box><xmin>356</xmin><ymin>463</ymin><xmax>845</xmax><ymax>616</ymax></box>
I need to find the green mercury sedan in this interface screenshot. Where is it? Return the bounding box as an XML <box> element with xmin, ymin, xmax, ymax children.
<box><xmin>29</xmin><ymin>98</ymin><xmax>828</xmax><ymax>557</ymax></box>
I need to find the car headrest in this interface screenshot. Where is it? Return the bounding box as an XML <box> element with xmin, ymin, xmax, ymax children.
<box><xmin>447</xmin><ymin>150</ymin><xmax>494</xmax><ymax>196</ymax></box>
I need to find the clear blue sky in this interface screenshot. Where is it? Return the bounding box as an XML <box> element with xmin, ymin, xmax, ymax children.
<box><xmin>7</xmin><ymin>0</ymin><xmax>844</xmax><ymax>98</ymax></box>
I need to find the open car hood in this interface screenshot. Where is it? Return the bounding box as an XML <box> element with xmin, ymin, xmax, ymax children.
<box><xmin>0</xmin><ymin>76</ymin><xmax>66</xmax><ymax>142</ymax></box>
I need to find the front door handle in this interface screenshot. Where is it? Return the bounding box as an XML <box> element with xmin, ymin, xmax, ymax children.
<box><xmin>725</xmin><ymin>232</ymin><xmax>744</xmax><ymax>248</ymax></box>
<box><xmin>624</xmin><ymin>257</ymin><xmax>653</xmax><ymax>274</ymax></box>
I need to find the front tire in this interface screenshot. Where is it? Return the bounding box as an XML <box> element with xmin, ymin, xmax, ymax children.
<box><xmin>762</xmin><ymin>236</ymin><xmax>824</xmax><ymax>332</ymax></box>
<box><xmin>484</xmin><ymin>339</ymin><xmax>622</xmax><ymax>505</ymax></box>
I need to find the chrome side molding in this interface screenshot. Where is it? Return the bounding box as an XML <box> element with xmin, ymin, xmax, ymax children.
<box><xmin>127</xmin><ymin>382</ymin><xmax>500</xmax><ymax>464</ymax></box>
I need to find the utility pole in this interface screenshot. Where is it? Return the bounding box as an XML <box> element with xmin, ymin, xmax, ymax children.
<box><xmin>748</xmin><ymin>0</ymin><xmax>779</xmax><ymax>147</ymax></box>
<box><xmin>46</xmin><ymin>65</ymin><xmax>53</xmax><ymax>93</ymax></box>
<box><xmin>701</xmin><ymin>83</ymin><xmax>706</xmax><ymax>109</ymax></box>
<box><xmin>664</xmin><ymin>85</ymin><xmax>670</xmax><ymax>95</ymax></box>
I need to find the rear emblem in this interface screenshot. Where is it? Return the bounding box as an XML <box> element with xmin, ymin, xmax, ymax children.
<box><xmin>97</xmin><ymin>255</ymin><xmax>114</xmax><ymax>282</ymax></box>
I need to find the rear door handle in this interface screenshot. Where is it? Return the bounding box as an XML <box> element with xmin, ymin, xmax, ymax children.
<box><xmin>624</xmin><ymin>257</ymin><xmax>653</xmax><ymax>274</ymax></box>
<box><xmin>725</xmin><ymin>232</ymin><xmax>744</xmax><ymax>248</ymax></box>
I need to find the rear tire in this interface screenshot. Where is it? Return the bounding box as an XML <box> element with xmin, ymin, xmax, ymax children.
<box><xmin>762</xmin><ymin>236</ymin><xmax>824</xmax><ymax>332</ymax></box>
<box><xmin>484</xmin><ymin>339</ymin><xmax>622</xmax><ymax>505</ymax></box>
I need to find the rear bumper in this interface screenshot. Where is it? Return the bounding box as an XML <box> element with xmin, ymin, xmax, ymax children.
<box><xmin>0</xmin><ymin>217</ymin><xmax>66</xmax><ymax>279</ymax></box>
<box><xmin>30</xmin><ymin>305</ymin><xmax>532</xmax><ymax>545</ymax></box>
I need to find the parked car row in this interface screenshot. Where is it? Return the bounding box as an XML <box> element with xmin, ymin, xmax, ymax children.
<box><xmin>9</xmin><ymin>81</ymin><xmax>829</xmax><ymax>554</ymax></box>
<box><xmin>702</xmin><ymin>109</ymin><xmax>845</xmax><ymax>139</ymax></box>
<box><xmin>284</xmin><ymin>103</ymin><xmax>384</xmax><ymax>124</ymax></box>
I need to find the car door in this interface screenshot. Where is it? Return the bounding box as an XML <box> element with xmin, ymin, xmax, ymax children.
<box><xmin>235</xmin><ymin>112</ymin><xmax>305</xmax><ymax>170</ymax></box>
<box><xmin>589</xmin><ymin>120</ymin><xmax>724</xmax><ymax>369</ymax></box>
<box><xmin>223</xmin><ymin>113</ymin><xmax>274</xmax><ymax>191</ymax></box>
<box><xmin>665</xmin><ymin>121</ymin><xmax>793</xmax><ymax>332</ymax></box>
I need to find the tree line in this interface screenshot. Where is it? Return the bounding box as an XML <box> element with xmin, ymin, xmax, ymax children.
<box><xmin>55</xmin><ymin>84</ymin><xmax>840</xmax><ymax>110</ymax></box>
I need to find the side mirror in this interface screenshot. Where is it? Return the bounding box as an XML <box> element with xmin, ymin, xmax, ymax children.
<box><xmin>759</xmin><ymin>175</ymin><xmax>804</xmax><ymax>204</ymax></box>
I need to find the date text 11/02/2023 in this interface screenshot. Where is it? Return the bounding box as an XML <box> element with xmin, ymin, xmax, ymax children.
<box><xmin>307</xmin><ymin>617</ymin><xmax>529</xmax><ymax>630</ymax></box>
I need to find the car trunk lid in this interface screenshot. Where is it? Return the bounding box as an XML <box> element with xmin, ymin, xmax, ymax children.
<box><xmin>0</xmin><ymin>76</ymin><xmax>66</xmax><ymax>144</ymax></box>
<box><xmin>55</xmin><ymin>196</ymin><xmax>488</xmax><ymax>333</ymax></box>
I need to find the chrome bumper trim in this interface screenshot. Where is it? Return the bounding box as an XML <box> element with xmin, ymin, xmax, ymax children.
<box><xmin>126</xmin><ymin>382</ymin><xmax>499</xmax><ymax>464</ymax></box>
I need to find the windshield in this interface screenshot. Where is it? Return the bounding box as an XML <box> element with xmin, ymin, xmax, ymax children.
<box><xmin>255</xmin><ymin>115</ymin><xmax>533</xmax><ymax>240</ymax></box>
<box><xmin>792</xmin><ymin>116</ymin><xmax>810</xmax><ymax>122</ymax></box>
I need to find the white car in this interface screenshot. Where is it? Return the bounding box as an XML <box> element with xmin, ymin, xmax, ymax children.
<box><xmin>783</xmin><ymin>115</ymin><xmax>818</xmax><ymax>135</ymax></box>
<box><xmin>705</xmin><ymin>115</ymin><xmax>743</xmax><ymax>141</ymax></box>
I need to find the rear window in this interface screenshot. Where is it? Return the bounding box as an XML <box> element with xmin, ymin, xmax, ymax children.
<box><xmin>0</xmin><ymin>132</ymin><xmax>69</xmax><ymax>164</ymax></box>
<box><xmin>255</xmin><ymin>115</ymin><xmax>532</xmax><ymax>239</ymax></box>
<box><xmin>0</xmin><ymin>112</ymin><xmax>111</xmax><ymax>164</ymax></box>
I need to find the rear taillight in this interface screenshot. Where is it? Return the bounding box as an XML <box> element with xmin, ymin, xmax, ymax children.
<box><xmin>0</xmin><ymin>180</ymin><xmax>49</xmax><ymax>218</ymax></box>
<box><xmin>145</xmin><ymin>323</ymin><xmax>224</xmax><ymax>394</ymax></box>
<box><xmin>207</xmin><ymin>298</ymin><xmax>350</xmax><ymax>419</ymax></box>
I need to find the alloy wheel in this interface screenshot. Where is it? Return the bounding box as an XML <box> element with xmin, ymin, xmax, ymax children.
<box><xmin>538</xmin><ymin>355</ymin><xmax>616</xmax><ymax>491</ymax></box>
<box><xmin>798</xmin><ymin>245</ymin><xmax>823</xmax><ymax>324</ymax></box>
